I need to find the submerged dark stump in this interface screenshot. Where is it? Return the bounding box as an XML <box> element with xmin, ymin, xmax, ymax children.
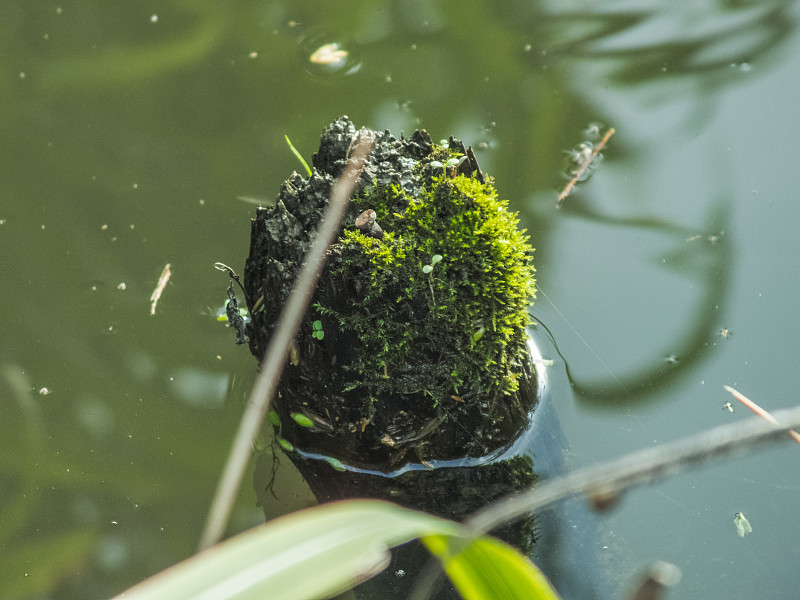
<box><xmin>242</xmin><ymin>116</ymin><xmax>537</xmax><ymax>473</ymax></box>
<box><xmin>238</xmin><ymin>117</ymin><xmax>541</xmax><ymax>596</ymax></box>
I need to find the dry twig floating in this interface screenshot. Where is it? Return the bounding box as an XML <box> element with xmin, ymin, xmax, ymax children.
<box><xmin>557</xmin><ymin>127</ymin><xmax>615</xmax><ymax>208</ymax></box>
<box><xmin>150</xmin><ymin>263</ymin><xmax>172</xmax><ymax>315</ymax></box>
<box><xmin>724</xmin><ymin>385</ymin><xmax>800</xmax><ymax>445</ymax></box>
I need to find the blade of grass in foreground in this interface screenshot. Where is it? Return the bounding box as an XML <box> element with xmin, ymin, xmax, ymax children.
<box><xmin>114</xmin><ymin>500</ymin><xmax>464</xmax><ymax>600</ymax></box>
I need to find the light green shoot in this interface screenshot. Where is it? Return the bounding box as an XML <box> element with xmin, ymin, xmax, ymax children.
<box><xmin>285</xmin><ymin>135</ymin><xmax>313</xmax><ymax>177</ymax></box>
<box><xmin>734</xmin><ymin>512</ymin><xmax>752</xmax><ymax>537</ymax></box>
<box><xmin>422</xmin><ymin>254</ymin><xmax>442</xmax><ymax>274</ymax></box>
<box><xmin>312</xmin><ymin>320</ymin><xmax>325</xmax><ymax>340</ymax></box>
<box><xmin>429</xmin><ymin>158</ymin><xmax>461</xmax><ymax>177</ymax></box>
<box><xmin>422</xmin><ymin>254</ymin><xmax>443</xmax><ymax>306</ymax></box>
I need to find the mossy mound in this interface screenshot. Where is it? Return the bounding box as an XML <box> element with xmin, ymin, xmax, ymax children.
<box><xmin>243</xmin><ymin>117</ymin><xmax>536</xmax><ymax>470</ymax></box>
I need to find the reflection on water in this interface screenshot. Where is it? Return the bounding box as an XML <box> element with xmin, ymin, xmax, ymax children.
<box><xmin>166</xmin><ymin>368</ymin><xmax>229</xmax><ymax>409</ymax></box>
<box><xmin>300</xmin><ymin>33</ymin><xmax>362</xmax><ymax>77</ymax></box>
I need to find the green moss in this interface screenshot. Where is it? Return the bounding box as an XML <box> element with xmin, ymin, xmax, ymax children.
<box><xmin>320</xmin><ymin>154</ymin><xmax>535</xmax><ymax>418</ymax></box>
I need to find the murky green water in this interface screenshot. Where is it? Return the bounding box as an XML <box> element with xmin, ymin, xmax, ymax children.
<box><xmin>3</xmin><ymin>1</ymin><xmax>800</xmax><ymax>598</ymax></box>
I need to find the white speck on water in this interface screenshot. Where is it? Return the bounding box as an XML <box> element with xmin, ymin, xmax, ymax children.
<box><xmin>150</xmin><ymin>14</ymin><xmax>158</xmax><ymax>23</ymax></box>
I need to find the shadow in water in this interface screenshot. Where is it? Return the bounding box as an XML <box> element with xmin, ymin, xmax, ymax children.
<box><xmin>256</xmin><ymin>323</ymin><xmax>612</xmax><ymax>599</ymax></box>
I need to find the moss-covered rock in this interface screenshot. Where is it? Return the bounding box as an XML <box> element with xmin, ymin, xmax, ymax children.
<box><xmin>243</xmin><ymin>117</ymin><xmax>536</xmax><ymax>470</ymax></box>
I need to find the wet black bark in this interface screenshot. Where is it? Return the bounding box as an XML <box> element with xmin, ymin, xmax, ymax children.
<box><xmin>242</xmin><ymin>117</ymin><xmax>536</xmax><ymax>471</ymax></box>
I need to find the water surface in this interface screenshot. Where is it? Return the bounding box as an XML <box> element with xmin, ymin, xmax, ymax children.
<box><xmin>3</xmin><ymin>2</ymin><xmax>800</xmax><ymax>598</ymax></box>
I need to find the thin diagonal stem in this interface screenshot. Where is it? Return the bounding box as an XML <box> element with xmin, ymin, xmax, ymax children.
<box><xmin>467</xmin><ymin>404</ymin><xmax>800</xmax><ymax>535</ymax></box>
<box><xmin>724</xmin><ymin>385</ymin><xmax>800</xmax><ymax>444</ymax></box>
<box><xmin>198</xmin><ymin>135</ymin><xmax>374</xmax><ymax>551</ymax></box>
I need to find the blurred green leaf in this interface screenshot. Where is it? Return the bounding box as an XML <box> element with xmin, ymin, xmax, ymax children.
<box><xmin>423</xmin><ymin>534</ymin><xmax>562</xmax><ymax>600</ymax></box>
<box><xmin>113</xmin><ymin>500</ymin><xmax>464</xmax><ymax>600</ymax></box>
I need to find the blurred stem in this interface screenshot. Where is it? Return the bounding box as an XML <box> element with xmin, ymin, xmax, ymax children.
<box><xmin>198</xmin><ymin>134</ymin><xmax>374</xmax><ymax>551</ymax></box>
<box><xmin>467</xmin><ymin>403</ymin><xmax>800</xmax><ymax>534</ymax></box>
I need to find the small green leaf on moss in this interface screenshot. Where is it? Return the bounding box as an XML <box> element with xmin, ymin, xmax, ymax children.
<box><xmin>276</xmin><ymin>437</ymin><xmax>294</xmax><ymax>452</ymax></box>
<box><xmin>325</xmin><ymin>457</ymin><xmax>347</xmax><ymax>472</ymax></box>
<box><xmin>291</xmin><ymin>412</ymin><xmax>315</xmax><ymax>428</ymax></box>
<box><xmin>422</xmin><ymin>265</ymin><xmax>434</xmax><ymax>274</ymax></box>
